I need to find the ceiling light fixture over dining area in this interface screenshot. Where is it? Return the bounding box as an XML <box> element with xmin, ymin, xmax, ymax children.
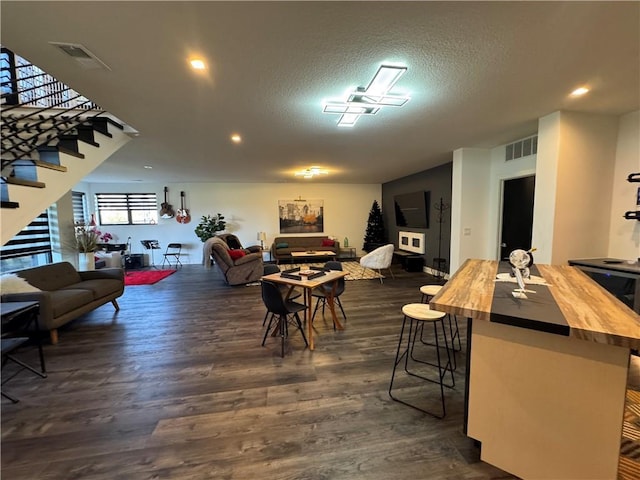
<box><xmin>294</xmin><ymin>166</ymin><xmax>329</xmax><ymax>179</ymax></box>
<box><xmin>323</xmin><ymin>64</ymin><xmax>410</xmax><ymax>127</ymax></box>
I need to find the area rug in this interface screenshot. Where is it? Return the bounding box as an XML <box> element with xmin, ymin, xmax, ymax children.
<box><xmin>283</xmin><ymin>261</ymin><xmax>383</xmax><ymax>281</ymax></box>
<box><xmin>620</xmin><ymin>388</ymin><xmax>640</xmax><ymax>480</ymax></box>
<box><xmin>124</xmin><ymin>269</ymin><xmax>176</xmax><ymax>286</ymax></box>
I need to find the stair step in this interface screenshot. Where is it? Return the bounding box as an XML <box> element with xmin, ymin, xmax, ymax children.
<box><xmin>76</xmin><ymin>124</ymin><xmax>100</xmax><ymax>147</ymax></box>
<box><xmin>5</xmin><ymin>177</ymin><xmax>46</xmax><ymax>188</ymax></box>
<box><xmin>88</xmin><ymin>116</ymin><xmax>123</xmax><ymax>137</ymax></box>
<box><xmin>59</xmin><ymin>133</ymin><xmax>99</xmax><ymax>150</ymax></box>
<box><xmin>1</xmin><ymin>200</ymin><xmax>20</xmax><ymax>209</ymax></box>
<box><xmin>38</xmin><ymin>145</ymin><xmax>85</xmax><ymax>161</ymax></box>
<box><xmin>32</xmin><ymin>159</ymin><xmax>68</xmax><ymax>172</ymax></box>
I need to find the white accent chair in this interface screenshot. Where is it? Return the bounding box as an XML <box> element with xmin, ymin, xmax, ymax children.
<box><xmin>359</xmin><ymin>244</ymin><xmax>395</xmax><ymax>284</ymax></box>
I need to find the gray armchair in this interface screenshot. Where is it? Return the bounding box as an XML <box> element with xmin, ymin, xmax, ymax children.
<box><xmin>206</xmin><ymin>237</ymin><xmax>263</xmax><ymax>286</ymax></box>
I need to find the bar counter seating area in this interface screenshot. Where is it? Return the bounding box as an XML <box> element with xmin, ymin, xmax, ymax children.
<box><xmin>1</xmin><ymin>257</ymin><xmax>639</xmax><ymax>480</ymax></box>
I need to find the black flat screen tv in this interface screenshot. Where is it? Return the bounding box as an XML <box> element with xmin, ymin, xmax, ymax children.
<box><xmin>394</xmin><ymin>191</ymin><xmax>430</xmax><ymax>229</ymax></box>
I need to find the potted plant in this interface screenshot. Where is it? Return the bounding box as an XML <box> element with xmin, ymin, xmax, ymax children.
<box><xmin>194</xmin><ymin>214</ymin><xmax>226</xmax><ymax>242</ymax></box>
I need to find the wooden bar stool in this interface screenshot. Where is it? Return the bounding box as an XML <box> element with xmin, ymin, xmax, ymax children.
<box><xmin>420</xmin><ymin>284</ymin><xmax>462</xmax><ymax>369</ymax></box>
<box><xmin>389</xmin><ymin>303</ymin><xmax>455</xmax><ymax>418</ymax></box>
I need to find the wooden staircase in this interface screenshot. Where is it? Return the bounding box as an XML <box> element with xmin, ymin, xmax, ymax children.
<box><xmin>1</xmin><ymin>112</ymin><xmax>132</xmax><ymax>245</ymax></box>
<box><xmin>1</xmin><ymin>47</ymin><xmax>133</xmax><ymax>245</ymax></box>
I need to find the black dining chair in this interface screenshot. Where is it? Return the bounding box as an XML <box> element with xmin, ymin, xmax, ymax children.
<box><xmin>311</xmin><ymin>260</ymin><xmax>347</xmax><ymax>329</ymax></box>
<box><xmin>261</xmin><ymin>280</ymin><xmax>308</xmax><ymax>357</ymax></box>
<box><xmin>262</xmin><ymin>264</ymin><xmax>302</xmax><ymax>326</ymax></box>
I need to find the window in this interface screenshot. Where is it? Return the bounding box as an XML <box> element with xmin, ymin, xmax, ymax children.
<box><xmin>0</xmin><ymin>211</ymin><xmax>53</xmax><ymax>271</ymax></box>
<box><xmin>96</xmin><ymin>193</ymin><xmax>158</xmax><ymax>225</ymax></box>
<box><xmin>72</xmin><ymin>191</ymin><xmax>87</xmax><ymax>224</ymax></box>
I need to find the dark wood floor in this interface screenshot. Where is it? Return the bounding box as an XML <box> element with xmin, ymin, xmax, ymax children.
<box><xmin>2</xmin><ymin>263</ymin><xmax>519</xmax><ymax>479</ymax></box>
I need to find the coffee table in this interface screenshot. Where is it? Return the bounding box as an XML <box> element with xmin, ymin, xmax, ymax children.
<box><xmin>290</xmin><ymin>250</ymin><xmax>336</xmax><ymax>263</ymax></box>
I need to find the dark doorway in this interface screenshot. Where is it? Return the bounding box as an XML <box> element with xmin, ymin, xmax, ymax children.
<box><xmin>499</xmin><ymin>175</ymin><xmax>535</xmax><ymax>260</ymax></box>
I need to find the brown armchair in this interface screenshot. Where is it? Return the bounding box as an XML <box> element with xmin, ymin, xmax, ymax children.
<box><xmin>204</xmin><ymin>237</ymin><xmax>263</xmax><ymax>286</ymax></box>
<box><xmin>216</xmin><ymin>233</ymin><xmax>262</xmax><ymax>254</ymax></box>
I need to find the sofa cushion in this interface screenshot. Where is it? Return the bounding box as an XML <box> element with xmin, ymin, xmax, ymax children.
<box><xmin>49</xmin><ymin>289</ymin><xmax>94</xmax><ymax>318</ymax></box>
<box><xmin>229</xmin><ymin>249</ymin><xmax>246</xmax><ymax>260</ymax></box>
<box><xmin>322</xmin><ymin>239</ymin><xmax>336</xmax><ymax>247</ymax></box>
<box><xmin>276</xmin><ymin>242</ymin><xmax>289</xmax><ymax>248</ymax></box>
<box><xmin>16</xmin><ymin>262</ymin><xmax>83</xmax><ymax>291</ymax></box>
<box><xmin>61</xmin><ymin>279</ymin><xmax>123</xmax><ymax>300</ymax></box>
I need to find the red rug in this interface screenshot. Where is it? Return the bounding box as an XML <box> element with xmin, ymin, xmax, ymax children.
<box><xmin>124</xmin><ymin>269</ymin><xmax>176</xmax><ymax>286</ymax></box>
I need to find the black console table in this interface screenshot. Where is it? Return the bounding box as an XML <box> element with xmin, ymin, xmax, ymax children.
<box><xmin>1</xmin><ymin>301</ymin><xmax>47</xmax><ymax>402</ymax></box>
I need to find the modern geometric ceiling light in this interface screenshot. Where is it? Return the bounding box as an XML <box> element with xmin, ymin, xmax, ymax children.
<box><xmin>322</xmin><ymin>65</ymin><xmax>410</xmax><ymax>127</ymax></box>
<box><xmin>295</xmin><ymin>166</ymin><xmax>329</xmax><ymax>179</ymax></box>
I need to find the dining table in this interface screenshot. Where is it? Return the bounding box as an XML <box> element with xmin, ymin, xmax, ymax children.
<box><xmin>261</xmin><ymin>268</ymin><xmax>349</xmax><ymax>350</ymax></box>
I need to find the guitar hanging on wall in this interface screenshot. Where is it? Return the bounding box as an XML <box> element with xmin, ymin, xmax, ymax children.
<box><xmin>176</xmin><ymin>191</ymin><xmax>191</xmax><ymax>224</ymax></box>
<box><xmin>160</xmin><ymin>186</ymin><xmax>175</xmax><ymax>219</ymax></box>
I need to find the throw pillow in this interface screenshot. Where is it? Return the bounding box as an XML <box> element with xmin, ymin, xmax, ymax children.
<box><xmin>228</xmin><ymin>249</ymin><xmax>246</xmax><ymax>260</ymax></box>
<box><xmin>321</xmin><ymin>239</ymin><xmax>335</xmax><ymax>247</ymax></box>
<box><xmin>276</xmin><ymin>242</ymin><xmax>288</xmax><ymax>249</ymax></box>
<box><xmin>0</xmin><ymin>273</ymin><xmax>41</xmax><ymax>294</ymax></box>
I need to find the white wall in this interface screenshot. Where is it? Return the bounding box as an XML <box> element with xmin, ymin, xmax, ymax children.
<box><xmin>609</xmin><ymin>110</ymin><xmax>640</xmax><ymax>259</ymax></box>
<box><xmin>78</xmin><ymin>182</ymin><xmax>380</xmax><ymax>265</ymax></box>
<box><xmin>549</xmin><ymin>112</ymin><xmax>619</xmax><ymax>265</ymax></box>
<box><xmin>450</xmin><ymin>148</ymin><xmax>492</xmax><ymax>273</ymax></box>
<box><xmin>453</xmin><ymin>109</ymin><xmax>635</xmax><ymax>272</ymax></box>
<box><xmin>532</xmin><ymin>112</ymin><xmax>562</xmax><ymax>264</ymax></box>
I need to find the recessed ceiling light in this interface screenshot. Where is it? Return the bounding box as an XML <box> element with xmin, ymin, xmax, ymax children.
<box><xmin>143</xmin><ymin>165</ymin><xmax>153</xmax><ymax>169</ymax></box>
<box><xmin>230</xmin><ymin>133</ymin><xmax>242</xmax><ymax>144</ymax></box>
<box><xmin>190</xmin><ymin>59</ymin><xmax>206</xmax><ymax>70</ymax></box>
<box><xmin>570</xmin><ymin>87</ymin><xmax>589</xmax><ymax>97</ymax></box>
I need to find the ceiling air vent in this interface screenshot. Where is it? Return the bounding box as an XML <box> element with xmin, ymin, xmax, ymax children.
<box><xmin>49</xmin><ymin>42</ymin><xmax>111</xmax><ymax>70</ymax></box>
<box><xmin>505</xmin><ymin>135</ymin><xmax>537</xmax><ymax>161</ymax></box>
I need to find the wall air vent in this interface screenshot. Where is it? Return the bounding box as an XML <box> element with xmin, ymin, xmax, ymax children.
<box><xmin>505</xmin><ymin>135</ymin><xmax>538</xmax><ymax>161</ymax></box>
<box><xmin>49</xmin><ymin>42</ymin><xmax>111</xmax><ymax>70</ymax></box>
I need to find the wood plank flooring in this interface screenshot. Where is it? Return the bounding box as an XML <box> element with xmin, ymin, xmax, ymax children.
<box><xmin>0</xmin><ymin>264</ymin><xmax>525</xmax><ymax>479</ymax></box>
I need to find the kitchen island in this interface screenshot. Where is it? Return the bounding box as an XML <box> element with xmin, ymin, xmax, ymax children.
<box><xmin>430</xmin><ymin>259</ymin><xmax>640</xmax><ymax>479</ymax></box>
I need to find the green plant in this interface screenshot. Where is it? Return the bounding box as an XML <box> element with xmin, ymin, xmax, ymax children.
<box><xmin>194</xmin><ymin>214</ymin><xmax>226</xmax><ymax>242</ymax></box>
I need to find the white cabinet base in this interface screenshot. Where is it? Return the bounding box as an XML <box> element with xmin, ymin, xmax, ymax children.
<box><xmin>468</xmin><ymin>320</ymin><xmax>628</xmax><ymax>479</ymax></box>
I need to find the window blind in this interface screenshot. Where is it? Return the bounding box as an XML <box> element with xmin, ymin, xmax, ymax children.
<box><xmin>96</xmin><ymin>193</ymin><xmax>157</xmax><ymax>225</ymax></box>
<box><xmin>72</xmin><ymin>191</ymin><xmax>87</xmax><ymax>224</ymax></box>
<box><xmin>0</xmin><ymin>211</ymin><xmax>52</xmax><ymax>259</ymax></box>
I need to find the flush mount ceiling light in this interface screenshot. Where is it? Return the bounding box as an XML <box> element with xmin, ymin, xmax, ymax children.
<box><xmin>295</xmin><ymin>166</ymin><xmax>329</xmax><ymax>179</ymax></box>
<box><xmin>189</xmin><ymin>58</ymin><xmax>206</xmax><ymax>70</ymax></box>
<box><xmin>230</xmin><ymin>133</ymin><xmax>242</xmax><ymax>144</ymax></box>
<box><xmin>323</xmin><ymin>65</ymin><xmax>410</xmax><ymax>127</ymax></box>
<box><xmin>570</xmin><ymin>86</ymin><xmax>589</xmax><ymax>97</ymax></box>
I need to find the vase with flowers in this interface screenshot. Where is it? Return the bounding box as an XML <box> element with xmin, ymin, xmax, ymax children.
<box><xmin>74</xmin><ymin>223</ymin><xmax>114</xmax><ymax>270</ymax></box>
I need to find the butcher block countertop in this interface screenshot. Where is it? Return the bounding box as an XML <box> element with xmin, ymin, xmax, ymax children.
<box><xmin>430</xmin><ymin>259</ymin><xmax>640</xmax><ymax>350</ymax></box>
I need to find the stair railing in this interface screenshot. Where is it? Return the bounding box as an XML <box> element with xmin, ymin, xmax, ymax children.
<box><xmin>1</xmin><ymin>47</ymin><xmax>103</xmax><ymax>168</ymax></box>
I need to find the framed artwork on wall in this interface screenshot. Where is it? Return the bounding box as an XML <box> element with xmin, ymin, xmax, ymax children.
<box><xmin>278</xmin><ymin>198</ymin><xmax>324</xmax><ymax>233</ymax></box>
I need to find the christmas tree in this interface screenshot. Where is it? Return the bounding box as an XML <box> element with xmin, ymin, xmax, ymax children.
<box><xmin>363</xmin><ymin>200</ymin><xmax>386</xmax><ymax>252</ymax></box>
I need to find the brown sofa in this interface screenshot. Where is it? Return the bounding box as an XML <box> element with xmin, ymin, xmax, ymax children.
<box><xmin>270</xmin><ymin>236</ymin><xmax>340</xmax><ymax>263</ymax></box>
<box><xmin>1</xmin><ymin>261</ymin><xmax>124</xmax><ymax>344</ymax></box>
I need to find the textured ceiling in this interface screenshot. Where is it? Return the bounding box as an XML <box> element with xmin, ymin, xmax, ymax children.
<box><xmin>2</xmin><ymin>1</ymin><xmax>638</xmax><ymax>184</ymax></box>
